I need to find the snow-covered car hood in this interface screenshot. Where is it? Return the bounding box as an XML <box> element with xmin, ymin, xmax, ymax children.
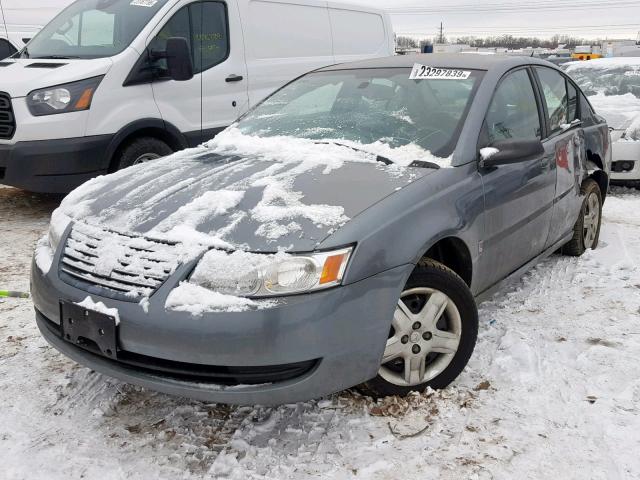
<box><xmin>0</xmin><ymin>57</ymin><xmax>113</xmax><ymax>98</ymax></box>
<box><xmin>57</xmin><ymin>131</ymin><xmax>438</xmax><ymax>253</ymax></box>
<box><xmin>588</xmin><ymin>93</ymin><xmax>640</xmax><ymax>141</ymax></box>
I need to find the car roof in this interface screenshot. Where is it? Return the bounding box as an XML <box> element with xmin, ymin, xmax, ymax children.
<box><xmin>319</xmin><ymin>53</ymin><xmax>556</xmax><ymax>73</ymax></box>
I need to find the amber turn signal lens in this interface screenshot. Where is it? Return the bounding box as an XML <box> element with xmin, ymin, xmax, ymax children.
<box><xmin>74</xmin><ymin>87</ymin><xmax>95</xmax><ymax>110</ymax></box>
<box><xmin>320</xmin><ymin>253</ymin><xmax>347</xmax><ymax>285</ymax></box>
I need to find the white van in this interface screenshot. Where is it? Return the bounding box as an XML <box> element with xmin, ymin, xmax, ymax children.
<box><xmin>0</xmin><ymin>0</ymin><xmax>393</xmax><ymax>193</ymax></box>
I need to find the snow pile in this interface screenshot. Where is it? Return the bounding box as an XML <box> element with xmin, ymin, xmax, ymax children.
<box><xmin>480</xmin><ymin>147</ymin><xmax>500</xmax><ymax>161</ymax></box>
<box><xmin>34</xmin><ymin>235</ymin><xmax>53</xmax><ymax>275</ymax></box>
<box><xmin>207</xmin><ymin>126</ymin><xmax>451</xmax><ymax>169</ymax></box>
<box><xmin>165</xmin><ymin>282</ymin><xmax>274</xmax><ymax>315</ymax></box>
<box><xmin>75</xmin><ymin>296</ymin><xmax>121</xmax><ymax>325</ymax></box>
<box><xmin>564</xmin><ymin>57</ymin><xmax>640</xmax><ymax>73</ymax></box>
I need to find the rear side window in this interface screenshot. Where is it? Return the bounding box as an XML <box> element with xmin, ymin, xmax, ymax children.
<box><xmin>568</xmin><ymin>81</ymin><xmax>579</xmax><ymax>122</ymax></box>
<box><xmin>0</xmin><ymin>39</ymin><xmax>17</xmax><ymax>60</ymax></box>
<box><xmin>149</xmin><ymin>1</ymin><xmax>229</xmax><ymax>75</ymax></box>
<box><xmin>536</xmin><ymin>67</ymin><xmax>570</xmax><ymax>135</ymax></box>
<box><xmin>485</xmin><ymin>69</ymin><xmax>541</xmax><ymax>143</ymax></box>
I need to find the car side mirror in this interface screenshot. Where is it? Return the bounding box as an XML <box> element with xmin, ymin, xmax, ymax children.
<box><xmin>479</xmin><ymin>138</ymin><xmax>544</xmax><ymax>168</ymax></box>
<box><xmin>165</xmin><ymin>37</ymin><xmax>193</xmax><ymax>82</ymax></box>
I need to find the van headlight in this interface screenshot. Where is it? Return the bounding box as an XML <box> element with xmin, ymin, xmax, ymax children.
<box><xmin>189</xmin><ymin>247</ymin><xmax>353</xmax><ymax>298</ymax></box>
<box><xmin>27</xmin><ymin>76</ymin><xmax>104</xmax><ymax>116</ymax></box>
<box><xmin>48</xmin><ymin>209</ymin><xmax>72</xmax><ymax>252</ymax></box>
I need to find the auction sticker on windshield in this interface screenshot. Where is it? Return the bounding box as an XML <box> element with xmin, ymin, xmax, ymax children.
<box><xmin>410</xmin><ymin>64</ymin><xmax>471</xmax><ymax>80</ymax></box>
<box><xmin>130</xmin><ymin>0</ymin><xmax>157</xmax><ymax>6</ymax></box>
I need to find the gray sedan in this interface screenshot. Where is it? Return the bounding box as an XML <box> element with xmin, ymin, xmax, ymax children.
<box><xmin>31</xmin><ymin>54</ymin><xmax>611</xmax><ymax>405</ymax></box>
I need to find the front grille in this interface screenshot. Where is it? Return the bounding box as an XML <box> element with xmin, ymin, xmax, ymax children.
<box><xmin>0</xmin><ymin>92</ymin><xmax>15</xmax><ymax>139</ymax></box>
<box><xmin>60</xmin><ymin>223</ymin><xmax>183</xmax><ymax>301</ymax></box>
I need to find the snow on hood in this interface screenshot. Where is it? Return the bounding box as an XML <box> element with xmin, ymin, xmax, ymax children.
<box><xmin>588</xmin><ymin>92</ymin><xmax>640</xmax><ymax>140</ymax></box>
<box><xmin>57</xmin><ymin>128</ymin><xmax>438</xmax><ymax>253</ymax></box>
<box><xmin>0</xmin><ymin>57</ymin><xmax>113</xmax><ymax>98</ymax></box>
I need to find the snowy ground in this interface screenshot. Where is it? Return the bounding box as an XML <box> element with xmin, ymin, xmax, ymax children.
<box><xmin>1</xmin><ymin>184</ymin><xmax>639</xmax><ymax>480</ymax></box>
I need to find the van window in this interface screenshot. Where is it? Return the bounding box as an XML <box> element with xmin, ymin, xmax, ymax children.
<box><xmin>330</xmin><ymin>9</ymin><xmax>385</xmax><ymax>56</ymax></box>
<box><xmin>149</xmin><ymin>1</ymin><xmax>229</xmax><ymax>75</ymax></box>
<box><xmin>485</xmin><ymin>69</ymin><xmax>542</xmax><ymax>143</ymax></box>
<box><xmin>535</xmin><ymin>67</ymin><xmax>569</xmax><ymax>135</ymax></box>
<box><xmin>0</xmin><ymin>39</ymin><xmax>17</xmax><ymax>60</ymax></box>
<box><xmin>24</xmin><ymin>0</ymin><xmax>171</xmax><ymax>59</ymax></box>
<box><xmin>192</xmin><ymin>2</ymin><xmax>229</xmax><ymax>72</ymax></box>
<box><xmin>247</xmin><ymin>1</ymin><xmax>331</xmax><ymax>59</ymax></box>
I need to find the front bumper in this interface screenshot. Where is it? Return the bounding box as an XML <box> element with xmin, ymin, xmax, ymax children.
<box><xmin>610</xmin><ymin>140</ymin><xmax>640</xmax><ymax>183</ymax></box>
<box><xmin>0</xmin><ymin>135</ymin><xmax>113</xmax><ymax>193</ymax></box>
<box><xmin>31</xmin><ymin>251</ymin><xmax>412</xmax><ymax>405</ymax></box>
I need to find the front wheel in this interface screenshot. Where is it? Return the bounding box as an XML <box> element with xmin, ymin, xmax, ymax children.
<box><xmin>115</xmin><ymin>137</ymin><xmax>173</xmax><ymax>171</ymax></box>
<box><xmin>358</xmin><ymin>259</ymin><xmax>478</xmax><ymax>398</ymax></box>
<box><xmin>561</xmin><ymin>179</ymin><xmax>603</xmax><ymax>257</ymax></box>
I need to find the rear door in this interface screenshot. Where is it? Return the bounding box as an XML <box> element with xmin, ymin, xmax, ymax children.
<box><xmin>478</xmin><ymin>67</ymin><xmax>556</xmax><ymax>287</ymax></box>
<box><xmin>533</xmin><ymin>66</ymin><xmax>586</xmax><ymax>248</ymax></box>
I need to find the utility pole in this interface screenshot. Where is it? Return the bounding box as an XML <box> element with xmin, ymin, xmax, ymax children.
<box><xmin>438</xmin><ymin>22</ymin><xmax>445</xmax><ymax>44</ymax></box>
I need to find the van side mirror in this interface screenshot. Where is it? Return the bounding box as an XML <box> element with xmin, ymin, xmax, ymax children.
<box><xmin>166</xmin><ymin>37</ymin><xmax>194</xmax><ymax>82</ymax></box>
<box><xmin>479</xmin><ymin>138</ymin><xmax>545</xmax><ymax>168</ymax></box>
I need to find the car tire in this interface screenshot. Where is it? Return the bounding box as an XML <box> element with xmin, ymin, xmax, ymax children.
<box><xmin>115</xmin><ymin>137</ymin><xmax>173</xmax><ymax>171</ymax></box>
<box><xmin>358</xmin><ymin>259</ymin><xmax>478</xmax><ymax>399</ymax></box>
<box><xmin>561</xmin><ymin>179</ymin><xmax>602</xmax><ymax>257</ymax></box>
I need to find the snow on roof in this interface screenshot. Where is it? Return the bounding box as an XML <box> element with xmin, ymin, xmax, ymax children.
<box><xmin>565</xmin><ymin>57</ymin><xmax>640</xmax><ymax>72</ymax></box>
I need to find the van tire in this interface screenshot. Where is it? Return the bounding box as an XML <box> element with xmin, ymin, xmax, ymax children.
<box><xmin>115</xmin><ymin>137</ymin><xmax>173</xmax><ymax>171</ymax></box>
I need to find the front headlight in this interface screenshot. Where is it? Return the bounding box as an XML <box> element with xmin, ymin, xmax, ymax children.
<box><xmin>48</xmin><ymin>208</ymin><xmax>72</xmax><ymax>252</ymax></box>
<box><xmin>27</xmin><ymin>76</ymin><xmax>104</xmax><ymax>116</ymax></box>
<box><xmin>189</xmin><ymin>247</ymin><xmax>353</xmax><ymax>298</ymax></box>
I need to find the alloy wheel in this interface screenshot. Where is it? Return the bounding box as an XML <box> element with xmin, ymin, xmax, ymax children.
<box><xmin>379</xmin><ymin>287</ymin><xmax>462</xmax><ymax>387</ymax></box>
<box><xmin>583</xmin><ymin>192</ymin><xmax>600</xmax><ymax>249</ymax></box>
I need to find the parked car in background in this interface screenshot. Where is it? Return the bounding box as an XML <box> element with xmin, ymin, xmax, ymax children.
<box><xmin>564</xmin><ymin>58</ymin><xmax>640</xmax><ymax>187</ymax></box>
<box><xmin>0</xmin><ymin>0</ymin><xmax>393</xmax><ymax>194</ymax></box>
<box><xmin>0</xmin><ymin>25</ymin><xmax>41</xmax><ymax>59</ymax></box>
<box><xmin>32</xmin><ymin>55</ymin><xmax>610</xmax><ymax>405</ymax></box>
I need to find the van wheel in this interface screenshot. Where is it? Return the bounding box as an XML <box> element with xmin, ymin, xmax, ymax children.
<box><xmin>561</xmin><ymin>179</ymin><xmax>602</xmax><ymax>257</ymax></box>
<box><xmin>115</xmin><ymin>137</ymin><xmax>173</xmax><ymax>171</ymax></box>
<box><xmin>358</xmin><ymin>259</ymin><xmax>478</xmax><ymax>399</ymax></box>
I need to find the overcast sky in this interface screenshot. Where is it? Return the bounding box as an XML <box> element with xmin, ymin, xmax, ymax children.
<box><xmin>346</xmin><ymin>0</ymin><xmax>640</xmax><ymax>41</ymax></box>
<box><xmin>1</xmin><ymin>0</ymin><xmax>639</xmax><ymax>41</ymax></box>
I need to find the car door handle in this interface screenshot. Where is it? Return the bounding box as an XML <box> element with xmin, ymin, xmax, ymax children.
<box><xmin>225</xmin><ymin>75</ymin><xmax>244</xmax><ymax>83</ymax></box>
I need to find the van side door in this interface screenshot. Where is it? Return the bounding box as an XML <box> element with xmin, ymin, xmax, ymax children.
<box><xmin>477</xmin><ymin>67</ymin><xmax>556</xmax><ymax>288</ymax></box>
<box><xmin>147</xmin><ymin>1</ymin><xmax>248</xmax><ymax>146</ymax></box>
<box><xmin>533</xmin><ymin>66</ymin><xmax>586</xmax><ymax>248</ymax></box>
<box><xmin>199</xmin><ymin>0</ymin><xmax>249</xmax><ymax>140</ymax></box>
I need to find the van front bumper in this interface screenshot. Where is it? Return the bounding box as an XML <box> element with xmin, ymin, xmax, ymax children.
<box><xmin>0</xmin><ymin>135</ymin><xmax>113</xmax><ymax>193</ymax></box>
<box><xmin>31</xmin><ymin>254</ymin><xmax>413</xmax><ymax>406</ymax></box>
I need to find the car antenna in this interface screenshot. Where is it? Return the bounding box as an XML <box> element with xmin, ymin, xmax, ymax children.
<box><xmin>0</xmin><ymin>0</ymin><xmax>9</xmax><ymax>42</ymax></box>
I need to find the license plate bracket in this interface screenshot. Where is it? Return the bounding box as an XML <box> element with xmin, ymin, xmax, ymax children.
<box><xmin>60</xmin><ymin>301</ymin><xmax>118</xmax><ymax>359</ymax></box>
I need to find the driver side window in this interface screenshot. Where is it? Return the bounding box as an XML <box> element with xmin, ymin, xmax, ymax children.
<box><xmin>485</xmin><ymin>69</ymin><xmax>541</xmax><ymax>144</ymax></box>
<box><xmin>148</xmin><ymin>1</ymin><xmax>229</xmax><ymax>77</ymax></box>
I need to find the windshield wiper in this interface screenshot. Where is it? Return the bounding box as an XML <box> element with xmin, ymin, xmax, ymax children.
<box><xmin>34</xmin><ymin>55</ymin><xmax>81</xmax><ymax>59</ymax></box>
<box><xmin>314</xmin><ymin>141</ymin><xmax>394</xmax><ymax>165</ymax></box>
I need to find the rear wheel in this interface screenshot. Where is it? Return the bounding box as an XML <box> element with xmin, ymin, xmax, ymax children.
<box><xmin>358</xmin><ymin>259</ymin><xmax>478</xmax><ymax>398</ymax></box>
<box><xmin>115</xmin><ymin>137</ymin><xmax>173</xmax><ymax>171</ymax></box>
<box><xmin>561</xmin><ymin>179</ymin><xmax>602</xmax><ymax>256</ymax></box>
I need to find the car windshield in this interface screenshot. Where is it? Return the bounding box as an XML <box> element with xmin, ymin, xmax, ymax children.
<box><xmin>236</xmin><ymin>67</ymin><xmax>484</xmax><ymax>158</ymax></box>
<box><xmin>20</xmin><ymin>0</ymin><xmax>170</xmax><ymax>59</ymax></box>
<box><xmin>564</xmin><ymin>63</ymin><xmax>640</xmax><ymax>99</ymax></box>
